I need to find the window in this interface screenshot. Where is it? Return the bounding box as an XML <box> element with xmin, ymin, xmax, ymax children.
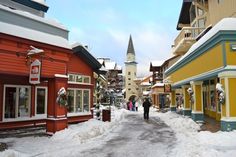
<box><xmin>128</xmin><ymin>78</ymin><xmax>131</xmax><ymax>80</ymax></box>
<box><xmin>35</xmin><ymin>87</ymin><xmax>47</xmax><ymax>115</ymax></box>
<box><xmin>197</xmin><ymin>7</ymin><xmax>204</xmax><ymax>16</ymax></box>
<box><xmin>68</xmin><ymin>74</ymin><xmax>91</xmax><ymax>84</ymax></box>
<box><xmin>198</xmin><ymin>18</ymin><xmax>205</xmax><ymax>28</ymax></box>
<box><xmin>4</xmin><ymin>85</ymin><xmax>31</xmax><ymax>119</ymax></box>
<box><xmin>128</xmin><ymin>72</ymin><xmax>131</xmax><ymax>75</ymax></box>
<box><xmin>189</xmin><ymin>4</ymin><xmax>196</xmax><ymax>23</ymax></box>
<box><xmin>67</xmin><ymin>88</ymin><xmax>90</xmax><ymax>113</ymax></box>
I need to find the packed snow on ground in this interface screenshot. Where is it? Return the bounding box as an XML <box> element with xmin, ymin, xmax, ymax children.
<box><xmin>1</xmin><ymin>107</ymin><xmax>236</xmax><ymax>157</ymax></box>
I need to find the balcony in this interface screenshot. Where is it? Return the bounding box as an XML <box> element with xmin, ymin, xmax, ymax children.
<box><xmin>172</xmin><ymin>27</ymin><xmax>205</xmax><ymax>55</ymax></box>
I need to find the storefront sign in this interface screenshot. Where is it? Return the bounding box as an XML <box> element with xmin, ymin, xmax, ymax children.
<box><xmin>164</xmin><ymin>84</ymin><xmax>171</xmax><ymax>92</ymax></box>
<box><xmin>29</xmin><ymin>59</ymin><xmax>41</xmax><ymax>84</ymax></box>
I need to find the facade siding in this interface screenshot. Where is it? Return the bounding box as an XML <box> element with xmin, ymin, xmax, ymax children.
<box><xmin>208</xmin><ymin>0</ymin><xmax>236</xmax><ymax>26</ymax></box>
<box><xmin>170</xmin><ymin>44</ymin><xmax>224</xmax><ymax>83</ymax></box>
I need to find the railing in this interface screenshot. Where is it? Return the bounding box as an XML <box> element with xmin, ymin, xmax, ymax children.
<box><xmin>174</xmin><ymin>27</ymin><xmax>205</xmax><ymax>47</ymax></box>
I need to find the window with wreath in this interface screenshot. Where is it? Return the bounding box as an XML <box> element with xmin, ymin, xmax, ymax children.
<box><xmin>67</xmin><ymin>88</ymin><xmax>90</xmax><ymax>113</ymax></box>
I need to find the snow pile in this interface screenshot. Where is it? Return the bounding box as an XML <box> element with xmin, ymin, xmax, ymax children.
<box><xmin>52</xmin><ymin>108</ymin><xmax>127</xmax><ymax>143</ymax></box>
<box><xmin>0</xmin><ymin>108</ymin><xmax>128</xmax><ymax>157</ymax></box>
<box><xmin>155</xmin><ymin>110</ymin><xmax>236</xmax><ymax>157</ymax></box>
<box><xmin>158</xmin><ymin>111</ymin><xmax>201</xmax><ymax>133</ymax></box>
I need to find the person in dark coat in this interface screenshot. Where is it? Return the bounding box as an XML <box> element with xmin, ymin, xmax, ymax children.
<box><xmin>143</xmin><ymin>98</ymin><xmax>152</xmax><ymax>120</ymax></box>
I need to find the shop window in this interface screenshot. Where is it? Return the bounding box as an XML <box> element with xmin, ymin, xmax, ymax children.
<box><xmin>67</xmin><ymin>90</ymin><xmax>75</xmax><ymax>112</ymax></box>
<box><xmin>4</xmin><ymin>85</ymin><xmax>31</xmax><ymax>119</ymax></box>
<box><xmin>83</xmin><ymin>90</ymin><xmax>90</xmax><ymax>112</ymax></box>
<box><xmin>36</xmin><ymin>87</ymin><xmax>47</xmax><ymax>115</ymax></box>
<box><xmin>67</xmin><ymin>88</ymin><xmax>90</xmax><ymax>113</ymax></box>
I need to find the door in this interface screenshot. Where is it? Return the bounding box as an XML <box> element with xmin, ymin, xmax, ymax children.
<box><xmin>36</xmin><ymin>87</ymin><xmax>47</xmax><ymax>115</ymax></box>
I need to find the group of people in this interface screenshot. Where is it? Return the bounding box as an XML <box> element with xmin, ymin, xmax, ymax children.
<box><xmin>124</xmin><ymin>97</ymin><xmax>152</xmax><ymax>120</ymax></box>
<box><xmin>126</xmin><ymin>99</ymin><xmax>140</xmax><ymax>111</ymax></box>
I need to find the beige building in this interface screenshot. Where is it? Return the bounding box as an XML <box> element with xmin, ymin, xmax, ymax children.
<box><xmin>125</xmin><ymin>35</ymin><xmax>138</xmax><ymax>101</ymax></box>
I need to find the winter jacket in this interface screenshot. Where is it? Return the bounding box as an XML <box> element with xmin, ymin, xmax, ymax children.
<box><xmin>143</xmin><ymin>99</ymin><xmax>151</xmax><ymax>111</ymax></box>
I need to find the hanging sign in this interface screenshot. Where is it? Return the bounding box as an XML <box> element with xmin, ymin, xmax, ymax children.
<box><xmin>29</xmin><ymin>59</ymin><xmax>41</xmax><ymax>84</ymax></box>
<box><xmin>164</xmin><ymin>84</ymin><xmax>171</xmax><ymax>92</ymax></box>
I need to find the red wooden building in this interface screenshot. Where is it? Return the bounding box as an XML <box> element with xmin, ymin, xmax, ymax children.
<box><xmin>0</xmin><ymin>2</ymin><xmax>101</xmax><ymax>133</ymax></box>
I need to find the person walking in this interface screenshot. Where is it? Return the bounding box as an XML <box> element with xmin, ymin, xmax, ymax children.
<box><xmin>143</xmin><ymin>98</ymin><xmax>152</xmax><ymax>120</ymax></box>
<box><xmin>129</xmin><ymin>100</ymin><xmax>133</xmax><ymax>111</ymax></box>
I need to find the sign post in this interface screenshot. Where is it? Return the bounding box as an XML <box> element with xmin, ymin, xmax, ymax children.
<box><xmin>29</xmin><ymin>59</ymin><xmax>41</xmax><ymax>84</ymax></box>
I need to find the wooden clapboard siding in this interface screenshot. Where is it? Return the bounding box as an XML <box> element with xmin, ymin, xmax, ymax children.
<box><xmin>67</xmin><ymin>55</ymin><xmax>93</xmax><ymax>75</ymax></box>
<box><xmin>0</xmin><ymin>33</ymin><xmax>71</xmax><ymax>77</ymax></box>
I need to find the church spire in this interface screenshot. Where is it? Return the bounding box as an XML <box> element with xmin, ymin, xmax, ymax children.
<box><xmin>127</xmin><ymin>35</ymin><xmax>135</xmax><ymax>55</ymax></box>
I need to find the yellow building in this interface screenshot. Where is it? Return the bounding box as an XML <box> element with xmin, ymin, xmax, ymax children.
<box><xmin>165</xmin><ymin>0</ymin><xmax>236</xmax><ymax>131</ymax></box>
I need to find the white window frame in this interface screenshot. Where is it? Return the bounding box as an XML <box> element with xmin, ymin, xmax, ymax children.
<box><xmin>35</xmin><ymin>86</ymin><xmax>48</xmax><ymax>117</ymax></box>
<box><xmin>68</xmin><ymin>74</ymin><xmax>91</xmax><ymax>85</ymax></box>
<box><xmin>67</xmin><ymin>88</ymin><xmax>91</xmax><ymax>116</ymax></box>
<box><xmin>3</xmin><ymin>84</ymin><xmax>31</xmax><ymax>121</ymax></box>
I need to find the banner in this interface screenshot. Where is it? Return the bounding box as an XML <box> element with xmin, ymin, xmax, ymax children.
<box><xmin>29</xmin><ymin>59</ymin><xmax>41</xmax><ymax>84</ymax></box>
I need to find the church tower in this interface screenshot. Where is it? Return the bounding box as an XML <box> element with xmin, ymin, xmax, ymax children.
<box><xmin>125</xmin><ymin>35</ymin><xmax>138</xmax><ymax>101</ymax></box>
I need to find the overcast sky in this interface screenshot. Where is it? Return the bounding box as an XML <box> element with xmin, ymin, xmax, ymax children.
<box><xmin>46</xmin><ymin>0</ymin><xmax>182</xmax><ymax>77</ymax></box>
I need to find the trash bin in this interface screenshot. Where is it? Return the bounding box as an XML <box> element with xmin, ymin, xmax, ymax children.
<box><xmin>102</xmin><ymin>109</ymin><xmax>111</xmax><ymax>122</ymax></box>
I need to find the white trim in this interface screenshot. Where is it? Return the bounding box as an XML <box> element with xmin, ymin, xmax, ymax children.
<box><xmin>218</xmin><ymin>71</ymin><xmax>236</xmax><ymax>78</ymax></box>
<box><xmin>174</xmin><ymin>67</ymin><xmax>223</xmax><ymax>86</ymax></box>
<box><xmin>68</xmin><ymin>81</ymin><xmax>93</xmax><ymax>86</ymax></box>
<box><xmin>55</xmin><ymin>74</ymin><xmax>68</xmax><ymax>78</ymax></box>
<box><xmin>67</xmin><ymin>88</ymin><xmax>91</xmax><ymax>113</ymax></box>
<box><xmin>225</xmin><ymin>77</ymin><xmax>230</xmax><ymax>117</ymax></box>
<box><xmin>35</xmin><ymin>86</ymin><xmax>48</xmax><ymax>115</ymax></box>
<box><xmin>2</xmin><ymin>116</ymin><xmax>45</xmax><ymax>122</ymax></box>
<box><xmin>221</xmin><ymin>117</ymin><xmax>236</xmax><ymax>122</ymax></box>
<box><xmin>47</xmin><ymin>117</ymin><xmax>67</xmax><ymax>120</ymax></box>
<box><xmin>190</xmin><ymin>81</ymin><xmax>203</xmax><ymax>85</ymax></box>
<box><xmin>3</xmin><ymin>85</ymin><xmax>31</xmax><ymax>121</ymax></box>
<box><xmin>67</xmin><ymin>112</ymin><xmax>91</xmax><ymax>117</ymax></box>
<box><xmin>191</xmin><ymin>111</ymin><xmax>204</xmax><ymax>114</ymax></box>
<box><xmin>183</xmin><ymin>108</ymin><xmax>191</xmax><ymax>110</ymax></box>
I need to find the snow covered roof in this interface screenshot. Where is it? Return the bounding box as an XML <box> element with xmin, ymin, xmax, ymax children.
<box><xmin>151</xmin><ymin>60</ymin><xmax>165</xmax><ymax>67</ymax></box>
<box><xmin>0</xmin><ymin>21</ymin><xmax>71</xmax><ymax>49</ymax></box>
<box><xmin>140</xmin><ymin>82</ymin><xmax>151</xmax><ymax>86</ymax></box>
<box><xmin>31</xmin><ymin>0</ymin><xmax>47</xmax><ymax>6</ymax></box>
<box><xmin>116</xmin><ymin>65</ymin><xmax>122</xmax><ymax>71</ymax></box>
<box><xmin>0</xmin><ymin>4</ymin><xmax>67</xmax><ymax>31</ymax></box>
<box><xmin>166</xmin><ymin>18</ymin><xmax>236</xmax><ymax>75</ymax></box>
<box><xmin>143</xmin><ymin>91</ymin><xmax>150</xmax><ymax>95</ymax></box>
<box><xmin>105</xmin><ymin>62</ymin><xmax>116</xmax><ymax>70</ymax></box>
<box><xmin>152</xmin><ymin>82</ymin><xmax>164</xmax><ymax>88</ymax></box>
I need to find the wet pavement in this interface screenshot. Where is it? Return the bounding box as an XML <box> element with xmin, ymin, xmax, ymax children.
<box><xmin>80</xmin><ymin>113</ymin><xmax>177</xmax><ymax>157</ymax></box>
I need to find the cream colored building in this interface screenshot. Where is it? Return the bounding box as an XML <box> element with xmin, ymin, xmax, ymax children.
<box><xmin>125</xmin><ymin>35</ymin><xmax>138</xmax><ymax>101</ymax></box>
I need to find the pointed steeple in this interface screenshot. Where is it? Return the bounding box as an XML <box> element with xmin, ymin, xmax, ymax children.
<box><xmin>127</xmin><ymin>35</ymin><xmax>135</xmax><ymax>55</ymax></box>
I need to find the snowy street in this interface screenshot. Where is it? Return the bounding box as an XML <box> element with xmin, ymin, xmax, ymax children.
<box><xmin>1</xmin><ymin>107</ymin><xmax>236</xmax><ymax>157</ymax></box>
<box><xmin>80</xmin><ymin>113</ymin><xmax>176</xmax><ymax>157</ymax></box>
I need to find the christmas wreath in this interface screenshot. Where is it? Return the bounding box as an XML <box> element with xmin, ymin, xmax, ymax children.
<box><xmin>56</xmin><ymin>87</ymin><xmax>67</xmax><ymax>106</ymax></box>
